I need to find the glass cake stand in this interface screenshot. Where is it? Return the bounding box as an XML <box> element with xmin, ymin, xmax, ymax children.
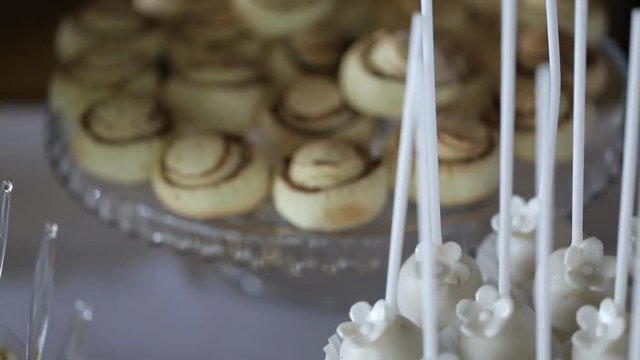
<box><xmin>45</xmin><ymin>40</ymin><xmax>626</xmax><ymax>305</ymax></box>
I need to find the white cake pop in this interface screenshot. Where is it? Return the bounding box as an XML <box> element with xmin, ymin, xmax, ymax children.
<box><xmin>542</xmin><ymin>237</ymin><xmax>616</xmax><ymax>340</ymax></box>
<box><xmin>336</xmin><ymin>300</ymin><xmax>422</xmax><ymax>360</ymax></box>
<box><xmin>571</xmin><ymin>298</ymin><xmax>629</xmax><ymax>360</ymax></box>
<box><xmin>397</xmin><ymin>241</ymin><xmax>483</xmax><ymax>329</ymax></box>
<box><xmin>456</xmin><ymin>285</ymin><xmax>536</xmax><ymax>360</ymax></box>
<box><xmin>476</xmin><ymin>196</ymin><xmax>572</xmax><ymax>291</ymax></box>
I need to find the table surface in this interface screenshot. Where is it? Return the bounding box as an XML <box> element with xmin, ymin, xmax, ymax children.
<box><xmin>0</xmin><ymin>104</ymin><xmax>623</xmax><ymax>359</ymax></box>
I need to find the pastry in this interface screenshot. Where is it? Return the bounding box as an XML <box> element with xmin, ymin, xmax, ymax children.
<box><xmin>151</xmin><ymin>132</ymin><xmax>270</xmax><ymax>218</ymax></box>
<box><xmin>517</xmin><ymin>27</ymin><xmax>609</xmax><ymax>100</ymax></box>
<box><xmin>54</xmin><ymin>1</ymin><xmax>162</xmax><ymax>62</ymax></box>
<box><xmin>162</xmin><ymin>52</ymin><xmax>268</xmax><ymax>134</ymax></box>
<box><xmin>399</xmin><ymin>0</ymin><xmax>471</xmax><ymax>34</ymax></box>
<box><xmin>397</xmin><ymin>242</ymin><xmax>483</xmax><ymax>329</ymax></box>
<box><xmin>571</xmin><ymin>298</ymin><xmax>630</xmax><ymax>360</ymax></box>
<box><xmin>337</xmin><ymin>300</ymin><xmax>422</xmax><ymax>360</ymax></box>
<box><xmin>273</xmin><ymin>139</ymin><xmax>387</xmax><ymax>232</ymax></box>
<box><xmin>258</xmin><ymin>76</ymin><xmax>376</xmax><ymax>155</ymax></box>
<box><xmin>72</xmin><ymin>96</ymin><xmax>173</xmax><ymax>184</ymax></box>
<box><xmin>456</xmin><ymin>285</ymin><xmax>536</xmax><ymax>360</ymax></box>
<box><xmin>133</xmin><ymin>0</ymin><xmax>199</xmax><ymax>20</ymax></box>
<box><xmin>49</xmin><ymin>45</ymin><xmax>160</xmax><ymax>123</ymax></box>
<box><xmin>267</xmin><ymin>26</ymin><xmax>352</xmax><ymax>84</ymax></box>
<box><xmin>483</xmin><ymin>76</ymin><xmax>594</xmax><ymax>163</ymax></box>
<box><xmin>165</xmin><ymin>1</ymin><xmax>265</xmax><ymax>69</ymax></box>
<box><xmin>0</xmin><ymin>348</ymin><xmax>17</xmax><ymax>360</ymax></box>
<box><xmin>540</xmin><ymin>238</ymin><xmax>616</xmax><ymax>340</ymax></box>
<box><xmin>231</xmin><ymin>0</ymin><xmax>336</xmax><ymax>39</ymax></box>
<box><xmin>387</xmin><ymin>114</ymin><xmax>499</xmax><ymax>206</ymax></box>
<box><xmin>339</xmin><ymin>31</ymin><xmax>408</xmax><ymax>120</ymax></box>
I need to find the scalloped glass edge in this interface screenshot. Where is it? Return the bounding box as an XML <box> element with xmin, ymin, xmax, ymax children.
<box><xmin>44</xmin><ymin>40</ymin><xmax>625</xmax><ymax>277</ymax></box>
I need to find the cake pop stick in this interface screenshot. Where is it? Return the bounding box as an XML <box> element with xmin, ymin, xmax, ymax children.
<box><xmin>414</xmin><ymin>8</ymin><xmax>439</xmax><ymax>358</ymax></box>
<box><xmin>60</xmin><ymin>301</ymin><xmax>93</xmax><ymax>360</ymax></box>
<box><xmin>629</xmin><ymin>50</ymin><xmax>640</xmax><ymax>354</ymax></box>
<box><xmin>0</xmin><ymin>180</ymin><xmax>12</xmax><ymax>281</ymax></box>
<box><xmin>384</xmin><ymin>14</ymin><xmax>423</xmax><ymax>309</ymax></box>
<box><xmin>26</xmin><ymin>223</ymin><xmax>58</xmax><ymax>360</ymax></box>
<box><xmin>544</xmin><ymin>0</ymin><xmax>561</xmax><ymax>172</ymax></box>
<box><xmin>420</xmin><ymin>0</ymin><xmax>442</xmax><ymax>246</ymax></box>
<box><xmin>535</xmin><ymin>66</ymin><xmax>550</xmax><ymax>192</ymax></box>
<box><xmin>571</xmin><ymin>0</ymin><xmax>588</xmax><ymax>247</ymax></box>
<box><xmin>497</xmin><ymin>0</ymin><xmax>518</xmax><ymax>299</ymax></box>
<box><xmin>614</xmin><ymin>7</ymin><xmax>640</xmax><ymax>313</ymax></box>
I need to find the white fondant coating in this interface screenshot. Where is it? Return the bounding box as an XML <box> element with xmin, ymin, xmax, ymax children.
<box><xmin>397</xmin><ymin>243</ymin><xmax>483</xmax><ymax>329</ymax></box>
<box><xmin>541</xmin><ymin>245</ymin><xmax>614</xmax><ymax>340</ymax></box>
<box><xmin>458</xmin><ymin>299</ymin><xmax>536</xmax><ymax>360</ymax></box>
<box><xmin>456</xmin><ymin>285</ymin><xmax>514</xmax><ymax>337</ymax></box>
<box><xmin>571</xmin><ymin>299</ymin><xmax>629</xmax><ymax>360</ymax></box>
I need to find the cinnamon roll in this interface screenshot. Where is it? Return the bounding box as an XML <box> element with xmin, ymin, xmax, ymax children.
<box><xmin>267</xmin><ymin>26</ymin><xmax>352</xmax><ymax>84</ymax></box>
<box><xmin>273</xmin><ymin>139</ymin><xmax>388</xmax><ymax>231</ymax></box>
<box><xmin>483</xmin><ymin>77</ymin><xmax>595</xmax><ymax>162</ymax></box>
<box><xmin>162</xmin><ymin>53</ymin><xmax>268</xmax><ymax>134</ymax></box>
<box><xmin>55</xmin><ymin>1</ymin><xmax>163</xmax><ymax>62</ymax></box>
<box><xmin>339</xmin><ymin>31</ymin><xmax>408</xmax><ymax>120</ymax></box>
<box><xmin>71</xmin><ymin>96</ymin><xmax>173</xmax><ymax>184</ymax></box>
<box><xmin>230</xmin><ymin>0</ymin><xmax>336</xmax><ymax>38</ymax></box>
<box><xmin>151</xmin><ymin>132</ymin><xmax>270</xmax><ymax>219</ymax></box>
<box><xmin>258</xmin><ymin>76</ymin><xmax>376</xmax><ymax>155</ymax></box>
<box><xmin>49</xmin><ymin>45</ymin><xmax>160</xmax><ymax>123</ymax></box>
<box><xmin>517</xmin><ymin>27</ymin><xmax>609</xmax><ymax>100</ymax></box>
<box><xmin>165</xmin><ymin>0</ymin><xmax>265</xmax><ymax>69</ymax></box>
<box><xmin>387</xmin><ymin>114</ymin><xmax>499</xmax><ymax>206</ymax></box>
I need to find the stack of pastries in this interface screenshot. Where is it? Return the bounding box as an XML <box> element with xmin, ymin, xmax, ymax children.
<box><xmin>49</xmin><ymin>0</ymin><xmax>611</xmax><ymax>232</ymax></box>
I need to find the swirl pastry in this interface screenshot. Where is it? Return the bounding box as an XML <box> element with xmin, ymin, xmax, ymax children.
<box><xmin>387</xmin><ymin>114</ymin><xmax>499</xmax><ymax>206</ymax></box>
<box><xmin>258</xmin><ymin>76</ymin><xmax>376</xmax><ymax>155</ymax></box>
<box><xmin>152</xmin><ymin>132</ymin><xmax>270</xmax><ymax>218</ymax></box>
<box><xmin>273</xmin><ymin>139</ymin><xmax>388</xmax><ymax>232</ymax></box>
<box><xmin>165</xmin><ymin>1</ymin><xmax>265</xmax><ymax>69</ymax></box>
<box><xmin>49</xmin><ymin>46</ymin><xmax>160</xmax><ymax>123</ymax></box>
<box><xmin>133</xmin><ymin>0</ymin><xmax>201</xmax><ymax>20</ymax></box>
<box><xmin>163</xmin><ymin>53</ymin><xmax>268</xmax><ymax>134</ymax></box>
<box><xmin>54</xmin><ymin>1</ymin><xmax>162</xmax><ymax>62</ymax></box>
<box><xmin>483</xmin><ymin>77</ymin><xmax>595</xmax><ymax>163</ymax></box>
<box><xmin>339</xmin><ymin>31</ymin><xmax>408</xmax><ymax>120</ymax></box>
<box><xmin>517</xmin><ymin>28</ymin><xmax>609</xmax><ymax>100</ymax></box>
<box><xmin>230</xmin><ymin>0</ymin><xmax>336</xmax><ymax>38</ymax></box>
<box><xmin>267</xmin><ymin>27</ymin><xmax>352</xmax><ymax>84</ymax></box>
<box><xmin>72</xmin><ymin>96</ymin><xmax>173</xmax><ymax>184</ymax></box>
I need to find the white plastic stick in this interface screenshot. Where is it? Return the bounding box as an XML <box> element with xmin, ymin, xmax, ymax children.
<box><xmin>497</xmin><ymin>0</ymin><xmax>518</xmax><ymax>299</ymax></box>
<box><xmin>535</xmin><ymin>65</ymin><xmax>555</xmax><ymax>360</ymax></box>
<box><xmin>0</xmin><ymin>180</ymin><xmax>13</xmax><ymax>281</ymax></box>
<box><xmin>630</xmin><ymin>156</ymin><xmax>640</xmax><ymax>360</ymax></box>
<box><xmin>535</xmin><ymin>65</ymin><xmax>550</xmax><ymax>193</ymax></box>
<box><xmin>384</xmin><ymin>14</ymin><xmax>423</xmax><ymax>309</ymax></box>
<box><xmin>615</xmin><ymin>9</ymin><xmax>640</xmax><ymax>313</ymax></box>
<box><xmin>420</xmin><ymin>0</ymin><xmax>442</xmax><ymax>246</ymax></box>
<box><xmin>571</xmin><ymin>0</ymin><xmax>589</xmax><ymax>246</ymax></box>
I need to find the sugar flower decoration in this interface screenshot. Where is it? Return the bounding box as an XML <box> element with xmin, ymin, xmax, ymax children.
<box><xmin>490</xmin><ymin>196</ymin><xmax>538</xmax><ymax>235</ymax></box>
<box><xmin>323</xmin><ymin>334</ymin><xmax>341</xmax><ymax>360</ymax></box>
<box><xmin>572</xmin><ymin>298</ymin><xmax>626</xmax><ymax>350</ymax></box>
<box><xmin>456</xmin><ymin>285</ymin><xmax>514</xmax><ymax>337</ymax></box>
<box><xmin>564</xmin><ymin>237</ymin><xmax>616</xmax><ymax>291</ymax></box>
<box><xmin>416</xmin><ymin>242</ymin><xmax>470</xmax><ymax>285</ymax></box>
<box><xmin>337</xmin><ymin>300</ymin><xmax>395</xmax><ymax>344</ymax></box>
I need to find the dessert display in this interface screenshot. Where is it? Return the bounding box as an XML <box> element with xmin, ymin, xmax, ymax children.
<box><xmin>387</xmin><ymin>113</ymin><xmax>499</xmax><ymax>206</ymax></box>
<box><xmin>258</xmin><ymin>76</ymin><xmax>376</xmax><ymax>155</ymax></box>
<box><xmin>571</xmin><ymin>298</ymin><xmax>630</xmax><ymax>360</ymax></box>
<box><xmin>151</xmin><ymin>132</ymin><xmax>270</xmax><ymax>219</ymax></box>
<box><xmin>71</xmin><ymin>96</ymin><xmax>174</xmax><ymax>184</ymax></box>
<box><xmin>397</xmin><ymin>242</ymin><xmax>483</xmax><ymax>329</ymax></box>
<box><xmin>339</xmin><ymin>31</ymin><xmax>408</xmax><ymax>120</ymax></box>
<box><xmin>49</xmin><ymin>45</ymin><xmax>160</xmax><ymax>124</ymax></box>
<box><xmin>54</xmin><ymin>0</ymin><xmax>163</xmax><ymax>62</ymax></box>
<box><xmin>230</xmin><ymin>0</ymin><xmax>336</xmax><ymax>38</ymax></box>
<box><xmin>273</xmin><ymin>139</ymin><xmax>387</xmax><ymax>231</ymax></box>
